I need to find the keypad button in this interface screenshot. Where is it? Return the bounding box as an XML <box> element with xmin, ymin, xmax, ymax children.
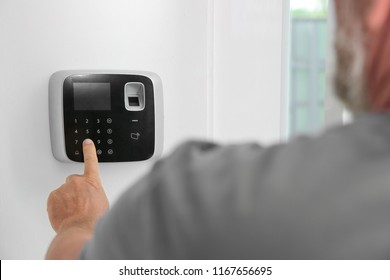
<box><xmin>107</xmin><ymin>118</ymin><xmax>112</xmax><ymax>124</ymax></box>
<box><xmin>85</xmin><ymin>118</ymin><xmax>89</xmax><ymax>124</ymax></box>
<box><xmin>107</xmin><ymin>139</ymin><xmax>113</xmax><ymax>145</ymax></box>
<box><xmin>74</xmin><ymin>129</ymin><xmax>78</xmax><ymax>134</ymax></box>
<box><xmin>96</xmin><ymin>149</ymin><xmax>102</xmax><ymax>155</ymax></box>
<box><xmin>96</xmin><ymin>129</ymin><xmax>101</xmax><ymax>134</ymax></box>
<box><xmin>85</xmin><ymin>129</ymin><xmax>90</xmax><ymax>135</ymax></box>
<box><xmin>107</xmin><ymin>128</ymin><xmax>113</xmax><ymax>134</ymax></box>
<box><xmin>96</xmin><ymin>139</ymin><xmax>102</xmax><ymax>145</ymax></box>
<box><xmin>96</xmin><ymin>118</ymin><xmax>101</xmax><ymax>124</ymax></box>
<box><xmin>107</xmin><ymin>149</ymin><xmax>114</xmax><ymax>155</ymax></box>
<box><xmin>75</xmin><ymin>150</ymin><xmax>80</xmax><ymax>156</ymax></box>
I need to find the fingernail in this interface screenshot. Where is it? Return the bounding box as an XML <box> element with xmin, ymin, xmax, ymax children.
<box><xmin>83</xmin><ymin>139</ymin><xmax>93</xmax><ymax>145</ymax></box>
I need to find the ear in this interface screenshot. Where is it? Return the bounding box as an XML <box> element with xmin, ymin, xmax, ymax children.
<box><xmin>366</xmin><ymin>0</ymin><xmax>390</xmax><ymax>33</ymax></box>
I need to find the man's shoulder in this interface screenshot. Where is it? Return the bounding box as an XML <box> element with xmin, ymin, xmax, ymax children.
<box><xmin>153</xmin><ymin>116</ymin><xmax>390</xmax><ymax>194</ymax></box>
<box><xmin>84</xmin><ymin>114</ymin><xmax>390</xmax><ymax>259</ymax></box>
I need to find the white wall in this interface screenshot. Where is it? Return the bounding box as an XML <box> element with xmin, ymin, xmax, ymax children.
<box><xmin>212</xmin><ymin>0</ymin><xmax>284</xmax><ymax>144</ymax></box>
<box><xmin>0</xmin><ymin>0</ymin><xmax>284</xmax><ymax>259</ymax></box>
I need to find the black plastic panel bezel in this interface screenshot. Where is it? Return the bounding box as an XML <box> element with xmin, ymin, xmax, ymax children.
<box><xmin>63</xmin><ymin>74</ymin><xmax>155</xmax><ymax>162</ymax></box>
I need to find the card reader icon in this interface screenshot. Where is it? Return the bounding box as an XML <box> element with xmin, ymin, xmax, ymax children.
<box><xmin>131</xmin><ymin>133</ymin><xmax>140</xmax><ymax>140</ymax></box>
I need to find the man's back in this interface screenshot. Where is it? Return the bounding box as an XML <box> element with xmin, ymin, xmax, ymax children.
<box><xmin>81</xmin><ymin>113</ymin><xmax>390</xmax><ymax>259</ymax></box>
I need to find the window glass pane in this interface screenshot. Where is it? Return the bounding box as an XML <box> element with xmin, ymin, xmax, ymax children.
<box><xmin>289</xmin><ymin>0</ymin><xmax>328</xmax><ymax>137</ymax></box>
<box><xmin>295</xmin><ymin>69</ymin><xmax>309</xmax><ymax>102</ymax></box>
<box><xmin>318</xmin><ymin>69</ymin><xmax>326</xmax><ymax>100</ymax></box>
<box><xmin>295</xmin><ymin>107</ymin><xmax>310</xmax><ymax>133</ymax></box>
<box><xmin>317</xmin><ymin>21</ymin><xmax>328</xmax><ymax>60</ymax></box>
<box><xmin>292</xmin><ymin>22</ymin><xmax>310</xmax><ymax>63</ymax></box>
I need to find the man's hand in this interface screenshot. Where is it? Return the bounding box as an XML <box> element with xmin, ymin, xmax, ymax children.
<box><xmin>46</xmin><ymin>139</ymin><xmax>109</xmax><ymax>259</ymax></box>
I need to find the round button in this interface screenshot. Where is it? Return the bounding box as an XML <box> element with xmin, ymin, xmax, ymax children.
<box><xmin>107</xmin><ymin>139</ymin><xmax>113</xmax><ymax>145</ymax></box>
<box><xmin>107</xmin><ymin>128</ymin><xmax>113</xmax><ymax>134</ymax></box>
<box><xmin>107</xmin><ymin>149</ymin><xmax>114</xmax><ymax>155</ymax></box>
<box><xmin>107</xmin><ymin>118</ymin><xmax>112</xmax><ymax>124</ymax></box>
<box><xmin>96</xmin><ymin>149</ymin><xmax>102</xmax><ymax>155</ymax></box>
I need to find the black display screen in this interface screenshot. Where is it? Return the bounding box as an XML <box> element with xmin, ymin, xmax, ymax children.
<box><xmin>73</xmin><ymin>82</ymin><xmax>111</xmax><ymax>111</ymax></box>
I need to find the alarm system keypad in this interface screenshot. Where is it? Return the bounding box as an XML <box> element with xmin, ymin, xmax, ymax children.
<box><xmin>63</xmin><ymin>74</ymin><xmax>156</xmax><ymax>162</ymax></box>
<box><xmin>66</xmin><ymin>113</ymin><xmax>149</xmax><ymax>162</ymax></box>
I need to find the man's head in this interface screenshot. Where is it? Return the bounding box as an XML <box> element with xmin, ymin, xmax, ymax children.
<box><xmin>334</xmin><ymin>0</ymin><xmax>390</xmax><ymax>113</ymax></box>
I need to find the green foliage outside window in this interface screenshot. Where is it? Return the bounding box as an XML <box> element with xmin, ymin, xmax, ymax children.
<box><xmin>291</xmin><ymin>0</ymin><xmax>328</xmax><ymax>19</ymax></box>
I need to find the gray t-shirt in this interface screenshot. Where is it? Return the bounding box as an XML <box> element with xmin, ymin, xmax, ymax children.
<box><xmin>81</xmin><ymin>113</ymin><xmax>390</xmax><ymax>259</ymax></box>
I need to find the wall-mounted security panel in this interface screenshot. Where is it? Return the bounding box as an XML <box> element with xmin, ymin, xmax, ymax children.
<box><xmin>49</xmin><ymin>70</ymin><xmax>163</xmax><ymax>163</ymax></box>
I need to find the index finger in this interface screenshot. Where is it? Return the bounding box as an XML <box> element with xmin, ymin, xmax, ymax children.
<box><xmin>82</xmin><ymin>138</ymin><xmax>100</xmax><ymax>179</ymax></box>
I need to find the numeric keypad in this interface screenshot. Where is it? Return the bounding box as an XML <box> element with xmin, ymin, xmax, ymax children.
<box><xmin>71</xmin><ymin>117</ymin><xmax>114</xmax><ymax>159</ymax></box>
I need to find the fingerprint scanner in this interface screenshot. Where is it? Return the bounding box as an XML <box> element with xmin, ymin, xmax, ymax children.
<box><xmin>128</xmin><ymin>96</ymin><xmax>140</xmax><ymax>106</ymax></box>
<box><xmin>124</xmin><ymin>82</ymin><xmax>145</xmax><ymax>111</ymax></box>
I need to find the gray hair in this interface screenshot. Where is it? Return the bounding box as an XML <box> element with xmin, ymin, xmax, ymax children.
<box><xmin>333</xmin><ymin>25</ymin><xmax>368</xmax><ymax>113</ymax></box>
<box><xmin>333</xmin><ymin>0</ymin><xmax>371</xmax><ymax>113</ymax></box>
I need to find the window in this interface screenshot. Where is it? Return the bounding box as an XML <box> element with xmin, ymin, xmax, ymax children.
<box><xmin>288</xmin><ymin>0</ymin><xmax>329</xmax><ymax>137</ymax></box>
